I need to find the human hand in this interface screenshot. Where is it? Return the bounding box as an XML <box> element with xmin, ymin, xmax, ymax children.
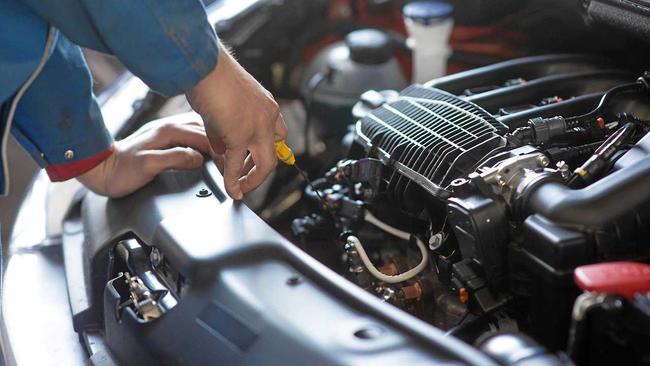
<box><xmin>78</xmin><ymin>113</ymin><xmax>211</xmax><ymax>198</ymax></box>
<box><xmin>186</xmin><ymin>41</ymin><xmax>288</xmax><ymax>200</ymax></box>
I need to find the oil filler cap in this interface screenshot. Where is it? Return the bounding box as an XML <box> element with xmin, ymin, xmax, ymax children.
<box><xmin>574</xmin><ymin>262</ymin><xmax>650</xmax><ymax>299</ymax></box>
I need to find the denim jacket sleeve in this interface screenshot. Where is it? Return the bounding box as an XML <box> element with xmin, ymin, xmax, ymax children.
<box><xmin>11</xmin><ymin>32</ymin><xmax>115</xmax><ymax>182</ymax></box>
<box><xmin>20</xmin><ymin>0</ymin><xmax>220</xmax><ymax>96</ymax></box>
<box><xmin>0</xmin><ymin>0</ymin><xmax>219</xmax><ymax>192</ymax></box>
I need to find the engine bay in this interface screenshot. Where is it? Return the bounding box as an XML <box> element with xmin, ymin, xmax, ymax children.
<box><xmin>280</xmin><ymin>56</ymin><xmax>650</xmax><ymax>364</ymax></box>
<box><xmin>88</xmin><ymin>1</ymin><xmax>650</xmax><ymax>364</ymax></box>
<box><xmin>4</xmin><ymin>1</ymin><xmax>650</xmax><ymax>365</ymax></box>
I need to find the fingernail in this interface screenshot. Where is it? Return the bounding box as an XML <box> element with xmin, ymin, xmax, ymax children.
<box><xmin>235</xmin><ymin>192</ymin><xmax>243</xmax><ymax>200</ymax></box>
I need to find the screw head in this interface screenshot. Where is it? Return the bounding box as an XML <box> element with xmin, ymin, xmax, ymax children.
<box><xmin>196</xmin><ymin>188</ymin><xmax>212</xmax><ymax>198</ymax></box>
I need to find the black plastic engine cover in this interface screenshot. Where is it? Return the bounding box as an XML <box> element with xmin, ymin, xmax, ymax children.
<box><xmin>447</xmin><ymin>195</ymin><xmax>509</xmax><ymax>290</ymax></box>
<box><xmin>63</xmin><ymin>162</ymin><xmax>497</xmax><ymax>366</ymax></box>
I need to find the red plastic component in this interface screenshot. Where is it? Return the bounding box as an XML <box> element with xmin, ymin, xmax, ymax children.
<box><xmin>574</xmin><ymin>262</ymin><xmax>650</xmax><ymax>299</ymax></box>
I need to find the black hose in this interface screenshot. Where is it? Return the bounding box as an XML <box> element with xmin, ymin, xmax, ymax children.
<box><xmin>565</xmin><ymin>82</ymin><xmax>647</xmax><ymax>128</ymax></box>
<box><xmin>546</xmin><ymin>142</ymin><xmax>601</xmax><ymax>163</ymax></box>
<box><xmin>526</xmin><ymin>157</ymin><xmax>650</xmax><ymax>226</ymax></box>
<box><xmin>567</xmin><ymin>122</ymin><xmax>637</xmax><ymax>187</ymax></box>
<box><xmin>304</xmin><ymin>177</ymin><xmax>330</xmax><ymax>202</ymax></box>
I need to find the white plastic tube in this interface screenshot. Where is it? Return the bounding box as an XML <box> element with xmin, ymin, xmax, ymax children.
<box><xmin>365</xmin><ymin>210</ymin><xmax>412</xmax><ymax>241</ymax></box>
<box><xmin>346</xmin><ymin>211</ymin><xmax>429</xmax><ymax>284</ymax></box>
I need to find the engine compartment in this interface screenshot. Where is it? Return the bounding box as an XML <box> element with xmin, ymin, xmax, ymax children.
<box><xmin>282</xmin><ymin>55</ymin><xmax>650</xmax><ymax>364</ymax></box>
<box><xmin>73</xmin><ymin>55</ymin><xmax>650</xmax><ymax>365</ymax></box>
<box><xmin>5</xmin><ymin>1</ymin><xmax>650</xmax><ymax>365</ymax></box>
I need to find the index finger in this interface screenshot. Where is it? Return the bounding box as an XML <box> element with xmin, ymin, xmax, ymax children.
<box><xmin>239</xmin><ymin>140</ymin><xmax>277</xmax><ymax>194</ymax></box>
<box><xmin>223</xmin><ymin>147</ymin><xmax>247</xmax><ymax>200</ymax></box>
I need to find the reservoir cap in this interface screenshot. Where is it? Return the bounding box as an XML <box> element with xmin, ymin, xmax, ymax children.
<box><xmin>403</xmin><ymin>1</ymin><xmax>453</xmax><ymax>24</ymax></box>
<box><xmin>345</xmin><ymin>29</ymin><xmax>394</xmax><ymax>65</ymax></box>
<box><xmin>575</xmin><ymin>262</ymin><xmax>650</xmax><ymax>299</ymax></box>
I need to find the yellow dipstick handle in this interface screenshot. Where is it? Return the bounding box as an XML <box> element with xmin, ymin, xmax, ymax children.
<box><xmin>275</xmin><ymin>140</ymin><xmax>296</xmax><ymax>166</ymax></box>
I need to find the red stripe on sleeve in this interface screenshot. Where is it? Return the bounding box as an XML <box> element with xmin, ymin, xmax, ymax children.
<box><xmin>46</xmin><ymin>145</ymin><xmax>115</xmax><ymax>182</ymax></box>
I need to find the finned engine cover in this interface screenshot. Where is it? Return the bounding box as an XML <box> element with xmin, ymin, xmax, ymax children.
<box><xmin>356</xmin><ymin>86</ymin><xmax>507</xmax><ymax>198</ymax></box>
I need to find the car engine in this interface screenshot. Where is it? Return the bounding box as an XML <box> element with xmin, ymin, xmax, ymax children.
<box><xmin>287</xmin><ymin>55</ymin><xmax>650</xmax><ymax>363</ymax></box>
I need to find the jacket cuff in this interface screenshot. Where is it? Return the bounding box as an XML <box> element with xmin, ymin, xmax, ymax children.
<box><xmin>46</xmin><ymin>144</ymin><xmax>115</xmax><ymax>182</ymax></box>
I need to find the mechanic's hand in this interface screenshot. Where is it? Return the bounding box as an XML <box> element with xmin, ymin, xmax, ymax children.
<box><xmin>186</xmin><ymin>41</ymin><xmax>288</xmax><ymax>200</ymax></box>
<box><xmin>78</xmin><ymin>114</ymin><xmax>212</xmax><ymax>198</ymax></box>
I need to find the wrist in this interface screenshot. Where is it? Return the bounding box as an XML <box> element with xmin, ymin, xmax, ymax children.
<box><xmin>186</xmin><ymin>42</ymin><xmax>239</xmax><ymax>115</ymax></box>
<box><xmin>76</xmin><ymin>152</ymin><xmax>113</xmax><ymax>196</ymax></box>
<box><xmin>46</xmin><ymin>144</ymin><xmax>115</xmax><ymax>183</ymax></box>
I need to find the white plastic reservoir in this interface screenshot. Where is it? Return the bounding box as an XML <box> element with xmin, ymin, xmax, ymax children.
<box><xmin>404</xmin><ymin>1</ymin><xmax>454</xmax><ymax>83</ymax></box>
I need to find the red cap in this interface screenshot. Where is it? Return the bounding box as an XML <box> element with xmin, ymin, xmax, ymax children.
<box><xmin>574</xmin><ymin>262</ymin><xmax>650</xmax><ymax>299</ymax></box>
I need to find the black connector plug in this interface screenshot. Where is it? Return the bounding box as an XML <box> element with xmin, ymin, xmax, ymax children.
<box><xmin>529</xmin><ymin>116</ymin><xmax>567</xmax><ymax>144</ymax></box>
<box><xmin>507</xmin><ymin>116</ymin><xmax>568</xmax><ymax>146</ymax></box>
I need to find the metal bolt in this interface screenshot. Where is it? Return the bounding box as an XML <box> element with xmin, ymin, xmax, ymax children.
<box><xmin>382</xmin><ymin>287</ymin><xmax>396</xmax><ymax>302</ymax></box>
<box><xmin>344</xmin><ymin>241</ymin><xmax>357</xmax><ymax>254</ymax></box>
<box><xmin>496</xmin><ymin>175</ymin><xmax>507</xmax><ymax>187</ymax></box>
<box><xmin>196</xmin><ymin>188</ymin><xmax>212</xmax><ymax>198</ymax></box>
<box><xmin>150</xmin><ymin>248</ymin><xmax>163</xmax><ymax>267</ymax></box>
<box><xmin>429</xmin><ymin>233</ymin><xmax>444</xmax><ymax>250</ymax></box>
<box><xmin>64</xmin><ymin>150</ymin><xmax>75</xmax><ymax>160</ymax></box>
<box><xmin>538</xmin><ymin>155</ymin><xmax>550</xmax><ymax>167</ymax></box>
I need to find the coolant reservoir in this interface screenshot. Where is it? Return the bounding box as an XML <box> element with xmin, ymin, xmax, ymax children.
<box><xmin>304</xmin><ymin>29</ymin><xmax>408</xmax><ymax>132</ymax></box>
<box><xmin>404</xmin><ymin>1</ymin><xmax>454</xmax><ymax>83</ymax></box>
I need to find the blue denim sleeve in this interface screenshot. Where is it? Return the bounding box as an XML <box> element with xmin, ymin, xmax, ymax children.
<box><xmin>13</xmin><ymin>33</ymin><xmax>114</xmax><ymax>170</ymax></box>
<box><xmin>19</xmin><ymin>0</ymin><xmax>220</xmax><ymax>96</ymax></box>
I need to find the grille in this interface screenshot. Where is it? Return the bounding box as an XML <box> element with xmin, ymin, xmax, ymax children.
<box><xmin>356</xmin><ymin>86</ymin><xmax>507</xmax><ymax>197</ymax></box>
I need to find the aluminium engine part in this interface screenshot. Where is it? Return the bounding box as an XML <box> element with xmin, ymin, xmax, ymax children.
<box><xmin>354</xmin><ymin>85</ymin><xmax>509</xmax><ymax>199</ymax></box>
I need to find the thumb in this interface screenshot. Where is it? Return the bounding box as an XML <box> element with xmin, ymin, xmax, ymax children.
<box><xmin>274</xmin><ymin>113</ymin><xmax>288</xmax><ymax>141</ymax></box>
<box><xmin>144</xmin><ymin>147</ymin><xmax>205</xmax><ymax>174</ymax></box>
